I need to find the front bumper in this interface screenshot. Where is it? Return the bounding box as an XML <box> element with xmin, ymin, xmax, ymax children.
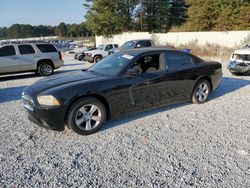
<box><xmin>84</xmin><ymin>55</ymin><xmax>94</xmax><ymax>63</ymax></box>
<box><xmin>22</xmin><ymin>89</ymin><xmax>66</xmax><ymax>131</ymax></box>
<box><xmin>26</xmin><ymin>106</ymin><xmax>66</xmax><ymax>131</ymax></box>
<box><xmin>228</xmin><ymin>61</ymin><xmax>250</xmax><ymax>73</ymax></box>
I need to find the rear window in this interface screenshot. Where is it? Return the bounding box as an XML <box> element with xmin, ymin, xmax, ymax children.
<box><xmin>18</xmin><ymin>45</ymin><xmax>35</xmax><ymax>54</ymax></box>
<box><xmin>36</xmin><ymin>44</ymin><xmax>57</xmax><ymax>53</ymax></box>
<box><xmin>0</xmin><ymin>45</ymin><xmax>16</xmax><ymax>57</ymax></box>
<box><xmin>166</xmin><ymin>51</ymin><xmax>194</xmax><ymax>69</ymax></box>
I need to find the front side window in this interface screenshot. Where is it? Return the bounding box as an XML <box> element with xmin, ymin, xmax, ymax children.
<box><xmin>105</xmin><ymin>44</ymin><xmax>113</xmax><ymax>51</ymax></box>
<box><xmin>36</xmin><ymin>44</ymin><xmax>57</xmax><ymax>53</ymax></box>
<box><xmin>166</xmin><ymin>51</ymin><xmax>193</xmax><ymax>69</ymax></box>
<box><xmin>0</xmin><ymin>46</ymin><xmax>16</xmax><ymax>57</ymax></box>
<box><xmin>120</xmin><ymin>41</ymin><xmax>136</xmax><ymax>49</ymax></box>
<box><xmin>18</xmin><ymin>45</ymin><xmax>35</xmax><ymax>55</ymax></box>
<box><xmin>131</xmin><ymin>53</ymin><xmax>164</xmax><ymax>74</ymax></box>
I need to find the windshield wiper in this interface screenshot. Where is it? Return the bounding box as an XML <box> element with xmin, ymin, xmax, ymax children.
<box><xmin>88</xmin><ymin>69</ymin><xmax>107</xmax><ymax>76</ymax></box>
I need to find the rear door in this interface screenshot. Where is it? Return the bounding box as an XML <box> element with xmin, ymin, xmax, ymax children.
<box><xmin>0</xmin><ymin>45</ymin><xmax>20</xmax><ymax>74</ymax></box>
<box><xmin>165</xmin><ymin>51</ymin><xmax>197</xmax><ymax>102</ymax></box>
<box><xmin>18</xmin><ymin>44</ymin><xmax>37</xmax><ymax>71</ymax></box>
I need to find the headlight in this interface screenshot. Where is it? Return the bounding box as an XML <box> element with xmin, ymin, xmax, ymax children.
<box><xmin>37</xmin><ymin>95</ymin><xmax>60</xmax><ymax>107</ymax></box>
<box><xmin>86</xmin><ymin>53</ymin><xmax>92</xmax><ymax>56</ymax></box>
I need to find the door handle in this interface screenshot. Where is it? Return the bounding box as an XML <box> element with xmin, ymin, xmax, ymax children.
<box><xmin>12</xmin><ymin>56</ymin><xmax>18</xmax><ymax>60</ymax></box>
<box><xmin>33</xmin><ymin>55</ymin><xmax>40</xmax><ymax>58</ymax></box>
<box><xmin>145</xmin><ymin>81</ymin><xmax>153</xmax><ymax>85</ymax></box>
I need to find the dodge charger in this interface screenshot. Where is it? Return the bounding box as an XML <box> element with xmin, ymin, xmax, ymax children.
<box><xmin>22</xmin><ymin>48</ymin><xmax>223</xmax><ymax>135</ymax></box>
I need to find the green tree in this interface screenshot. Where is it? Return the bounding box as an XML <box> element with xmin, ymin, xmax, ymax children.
<box><xmin>141</xmin><ymin>0</ymin><xmax>170</xmax><ymax>32</ymax></box>
<box><xmin>169</xmin><ymin>0</ymin><xmax>188</xmax><ymax>27</ymax></box>
<box><xmin>184</xmin><ymin>0</ymin><xmax>250</xmax><ymax>31</ymax></box>
<box><xmin>84</xmin><ymin>0</ymin><xmax>137</xmax><ymax>36</ymax></box>
<box><xmin>56</xmin><ymin>22</ymin><xmax>68</xmax><ymax>37</ymax></box>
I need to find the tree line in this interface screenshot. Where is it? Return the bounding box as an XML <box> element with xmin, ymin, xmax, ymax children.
<box><xmin>1</xmin><ymin>0</ymin><xmax>249</xmax><ymax>39</ymax></box>
<box><xmin>0</xmin><ymin>22</ymin><xmax>93</xmax><ymax>39</ymax></box>
<box><xmin>84</xmin><ymin>0</ymin><xmax>250</xmax><ymax>36</ymax></box>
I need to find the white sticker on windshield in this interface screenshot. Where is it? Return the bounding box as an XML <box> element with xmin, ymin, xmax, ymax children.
<box><xmin>122</xmin><ymin>54</ymin><xmax>134</xmax><ymax>60</ymax></box>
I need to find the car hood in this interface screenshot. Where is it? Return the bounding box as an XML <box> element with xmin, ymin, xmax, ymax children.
<box><xmin>30</xmin><ymin>70</ymin><xmax>102</xmax><ymax>94</ymax></box>
<box><xmin>85</xmin><ymin>49</ymin><xmax>103</xmax><ymax>55</ymax></box>
<box><xmin>233</xmin><ymin>48</ymin><xmax>250</xmax><ymax>55</ymax></box>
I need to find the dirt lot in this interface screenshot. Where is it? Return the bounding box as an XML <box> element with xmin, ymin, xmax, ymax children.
<box><xmin>0</xmin><ymin>55</ymin><xmax>249</xmax><ymax>187</ymax></box>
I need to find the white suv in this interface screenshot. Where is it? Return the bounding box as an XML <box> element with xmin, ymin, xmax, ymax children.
<box><xmin>84</xmin><ymin>44</ymin><xmax>118</xmax><ymax>63</ymax></box>
<box><xmin>0</xmin><ymin>42</ymin><xmax>64</xmax><ymax>76</ymax></box>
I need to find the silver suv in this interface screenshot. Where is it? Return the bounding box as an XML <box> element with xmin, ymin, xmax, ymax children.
<box><xmin>0</xmin><ymin>42</ymin><xmax>64</xmax><ymax>76</ymax></box>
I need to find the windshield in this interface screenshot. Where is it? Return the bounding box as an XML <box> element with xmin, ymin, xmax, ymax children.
<box><xmin>88</xmin><ymin>53</ymin><xmax>134</xmax><ymax>76</ymax></box>
<box><xmin>97</xmin><ymin>45</ymin><xmax>105</xmax><ymax>50</ymax></box>
<box><xmin>120</xmin><ymin>41</ymin><xmax>136</xmax><ymax>49</ymax></box>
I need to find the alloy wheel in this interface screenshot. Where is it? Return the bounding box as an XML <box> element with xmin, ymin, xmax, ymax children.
<box><xmin>75</xmin><ymin>104</ymin><xmax>102</xmax><ymax>131</ymax></box>
<box><xmin>196</xmin><ymin>83</ymin><xmax>209</xmax><ymax>102</ymax></box>
<box><xmin>41</xmin><ymin>64</ymin><xmax>53</xmax><ymax>76</ymax></box>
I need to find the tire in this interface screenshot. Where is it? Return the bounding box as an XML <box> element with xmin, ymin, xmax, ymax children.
<box><xmin>38</xmin><ymin>62</ymin><xmax>54</xmax><ymax>76</ymax></box>
<box><xmin>231</xmin><ymin>72</ymin><xmax>243</xmax><ymax>76</ymax></box>
<box><xmin>94</xmin><ymin>55</ymin><xmax>102</xmax><ymax>63</ymax></box>
<box><xmin>67</xmin><ymin>97</ymin><xmax>106</xmax><ymax>135</ymax></box>
<box><xmin>192</xmin><ymin>79</ymin><xmax>212</xmax><ymax>104</ymax></box>
<box><xmin>78</xmin><ymin>55</ymin><xmax>83</xmax><ymax>61</ymax></box>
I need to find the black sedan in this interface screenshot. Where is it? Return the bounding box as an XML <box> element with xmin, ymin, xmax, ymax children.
<box><xmin>22</xmin><ymin>48</ymin><xmax>223</xmax><ymax>135</ymax></box>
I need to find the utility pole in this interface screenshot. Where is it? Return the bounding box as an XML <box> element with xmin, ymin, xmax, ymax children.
<box><xmin>140</xmin><ymin>0</ymin><xmax>144</xmax><ymax>31</ymax></box>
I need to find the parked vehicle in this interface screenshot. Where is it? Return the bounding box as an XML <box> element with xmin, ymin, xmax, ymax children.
<box><xmin>0</xmin><ymin>42</ymin><xmax>64</xmax><ymax>76</ymax></box>
<box><xmin>84</xmin><ymin>44</ymin><xmax>119</xmax><ymax>63</ymax></box>
<box><xmin>22</xmin><ymin>48</ymin><xmax>223</xmax><ymax>135</ymax></box>
<box><xmin>109</xmin><ymin>39</ymin><xmax>155</xmax><ymax>54</ymax></box>
<box><xmin>228</xmin><ymin>47</ymin><xmax>250</xmax><ymax>75</ymax></box>
<box><xmin>74</xmin><ymin>47</ymin><xmax>97</xmax><ymax>61</ymax></box>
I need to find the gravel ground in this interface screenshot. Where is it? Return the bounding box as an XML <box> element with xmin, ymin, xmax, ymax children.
<box><xmin>0</xmin><ymin>55</ymin><xmax>249</xmax><ymax>188</ymax></box>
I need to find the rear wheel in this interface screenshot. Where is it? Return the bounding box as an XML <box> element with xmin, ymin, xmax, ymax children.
<box><xmin>192</xmin><ymin>79</ymin><xmax>211</xmax><ymax>104</ymax></box>
<box><xmin>38</xmin><ymin>62</ymin><xmax>54</xmax><ymax>76</ymax></box>
<box><xmin>67</xmin><ymin>97</ymin><xmax>106</xmax><ymax>135</ymax></box>
<box><xmin>94</xmin><ymin>55</ymin><xmax>102</xmax><ymax>63</ymax></box>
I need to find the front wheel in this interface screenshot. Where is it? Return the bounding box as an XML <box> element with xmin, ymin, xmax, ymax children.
<box><xmin>67</xmin><ymin>97</ymin><xmax>106</xmax><ymax>135</ymax></box>
<box><xmin>192</xmin><ymin>79</ymin><xmax>212</xmax><ymax>104</ymax></box>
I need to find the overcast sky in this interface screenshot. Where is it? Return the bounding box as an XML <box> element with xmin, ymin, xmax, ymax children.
<box><xmin>0</xmin><ymin>0</ymin><xmax>87</xmax><ymax>27</ymax></box>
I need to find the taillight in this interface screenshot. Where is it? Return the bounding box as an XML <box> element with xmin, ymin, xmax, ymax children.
<box><xmin>58</xmin><ymin>51</ymin><xmax>63</xmax><ymax>60</ymax></box>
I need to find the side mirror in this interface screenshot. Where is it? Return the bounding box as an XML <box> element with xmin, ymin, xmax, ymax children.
<box><xmin>127</xmin><ymin>68</ymin><xmax>139</xmax><ymax>76</ymax></box>
<box><xmin>135</xmin><ymin>44</ymin><xmax>141</xmax><ymax>48</ymax></box>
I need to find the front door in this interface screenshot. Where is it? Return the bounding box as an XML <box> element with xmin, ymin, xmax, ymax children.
<box><xmin>126</xmin><ymin>53</ymin><xmax>168</xmax><ymax>112</ymax></box>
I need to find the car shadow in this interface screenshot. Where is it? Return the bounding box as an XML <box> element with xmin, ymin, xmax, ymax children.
<box><xmin>0</xmin><ymin>86</ymin><xmax>27</xmax><ymax>103</ymax></box>
<box><xmin>63</xmin><ymin>63</ymin><xmax>85</xmax><ymax>67</ymax></box>
<box><xmin>101</xmin><ymin>77</ymin><xmax>250</xmax><ymax>132</ymax></box>
<box><xmin>0</xmin><ymin>69</ymin><xmax>81</xmax><ymax>82</ymax></box>
<box><xmin>211</xmin><ymin>77</ymin><xmax>250</xmax><ymax>99</ymax></box>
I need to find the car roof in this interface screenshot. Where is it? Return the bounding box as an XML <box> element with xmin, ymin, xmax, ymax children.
<box><xmin>125</xmin><ymin>39</ymin><xmax>152</xmax><ymax>43</ymax></box>
<box><xmin>118</xmin><ymin>47</ymin><xmax>175</xmax><ymax>55</ymax></box>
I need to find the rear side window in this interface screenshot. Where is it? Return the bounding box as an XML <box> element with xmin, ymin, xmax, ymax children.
<box><xmin>166</xmin><ymin>51</ymin><xmax>193</xmax><ymax>69</ymax></box>
<box><xmin>137</xmin><ymin>40</ymin><xmax>152</xmax><ymax>48</ymax></box>
<box><xmin>36</xmin><ymin>44</ymin><xmax>57</xmax><ymax>53</ymax></box>
<box><xmin>114</xmin><ymin>44</ymin><xmax>119</xmax><ymax>48</ymax></box>
<box><xmin>0</xmin><ymin>46</ymin><xmax>16</xmax><ymax>57</ymax></box>
<box><xmin>18</xmin><ymin>45</ymin><xmax>35</xmax><ymax>55</ymax></box>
